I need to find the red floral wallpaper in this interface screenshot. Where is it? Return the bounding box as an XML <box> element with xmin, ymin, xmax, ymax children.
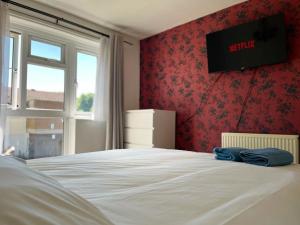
<box><xmin>140</xmin><ymin>0</ymin><xmax>300</xmax><ymax>152</ymax></box>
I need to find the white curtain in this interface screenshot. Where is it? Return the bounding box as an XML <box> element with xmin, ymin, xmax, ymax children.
<box><xmin>94</xmin><ymin>37</ymin><xmax>109</xmax><ymax>121</ymax></box>
<box><xmin>94</xmin><ymin>34</ymin><xmax>124</xmax><ymax>150</ymax></box>
<box><xmin>0</xmin><ymin>2</ymin><xmax>10</xmax><ymax>153</ymax></box>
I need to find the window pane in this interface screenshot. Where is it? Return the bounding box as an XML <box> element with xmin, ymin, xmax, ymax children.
<box><xmin>31</xmin><ymin>39</ymin><xmax>62</xmax><ymax>61</ymax></box>
<box><xmin>5</xmin><ymin>117</ymin><xmax>63</xmax><ymax>159</ymax></box>
<box><xmin>7</xmin><ymin>37</ymin><xmax>13</xmax><ymax>104</ymax></box>
<box><xmin>76</xmin><ymin>52</ymin><xmax>97</xmax><ymax>112</ymax></box>
<box><xmin>27</xmin><ymin>64</ymin><xmax>64</xmax><ymax>110</ymax></box>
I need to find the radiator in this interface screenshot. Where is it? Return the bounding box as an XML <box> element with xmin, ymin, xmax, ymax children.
<box><xmin>221</xmin><ymin>133</ymin><xmax>299</xmax><ymax>163</ymax></box>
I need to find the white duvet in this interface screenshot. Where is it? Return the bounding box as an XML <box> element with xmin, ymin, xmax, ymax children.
<box><xmin>0</xmin><ymin>156</ymin><xmax>113</xmax><ymax>225</ymax></box>
<box><xmin>28</xmin><ymin>148</ymin><xmax>300</xmax><ymax>225</ymax></box>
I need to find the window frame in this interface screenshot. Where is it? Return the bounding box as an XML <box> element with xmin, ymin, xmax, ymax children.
<box><xmin>8</xmin><ymin>31</ymin><xmax>21</xmax><ymax>108</ymax></box>
<box><xmin>74</xmin><ymin>49</ymin><xmax>99</xmax><ymax>120</ymax></box>
<box><xmin>21</xmin><ymin>33</ymin><xmax>67</xmax><ymax>113</ymax></box>
<box><xmin>28</xmin><ymin>35</ymin><xmax>65</xmax><ymax>64</ymax></box>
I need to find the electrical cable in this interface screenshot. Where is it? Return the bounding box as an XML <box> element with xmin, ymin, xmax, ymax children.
<box><xmin>179</xmin><ymin>73</ymin><xmax>223</xmax><ymax>127</ymax></box>
<box><xmin>235</xmin><ymin>69</ymin><xmax>258</xmax><ymax>131</ymax></box>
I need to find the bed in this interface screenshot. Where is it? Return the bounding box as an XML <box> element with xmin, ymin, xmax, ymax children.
<box><xmin>25</xmin><ymin>148</ymin><xmax>300</xmax><ymax>225</ymax></box>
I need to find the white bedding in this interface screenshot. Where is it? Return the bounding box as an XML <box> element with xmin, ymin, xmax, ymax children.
<box><xmin>28</xmin><ymin>148</ymin><xmax>300</xmax><ymax>225</ymax></box>
<box><xmin>0</xmin><ymin>156</ymin><xmax>113</xmax><ymax>225</ymax></box>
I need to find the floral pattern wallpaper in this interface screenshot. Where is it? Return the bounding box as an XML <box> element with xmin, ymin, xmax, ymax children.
<box><xmin>140</xmin><ymin>0</ymin><xmax>300</xmax><ymax>152</ymax></box>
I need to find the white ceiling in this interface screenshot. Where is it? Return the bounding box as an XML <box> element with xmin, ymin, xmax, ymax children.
<box><xmin>32</xmin><ymin>0</ymin><xmax>246</xmax><ymax>39</ymax></box>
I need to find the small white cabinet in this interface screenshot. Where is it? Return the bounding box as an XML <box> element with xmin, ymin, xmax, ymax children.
<box><xmin>124</xmin><ymin>109</ymin><xmax>176</xmax><ymax>149</ymax></box>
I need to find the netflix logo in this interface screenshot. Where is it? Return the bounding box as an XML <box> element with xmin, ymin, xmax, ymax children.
<box><xmin>228</xmin><ymin>40</ymin><xmax>255</xmax><ymax>53</ymax></box>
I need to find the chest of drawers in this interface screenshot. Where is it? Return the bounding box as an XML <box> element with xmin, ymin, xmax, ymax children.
<box><xmin>124</xmin><ymin>109</ymin><xmax>175</xmax><ymax>149</ymax></box>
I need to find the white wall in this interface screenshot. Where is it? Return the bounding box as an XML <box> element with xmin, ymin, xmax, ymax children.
<box><xmin>123</xmin><ymin>38</ymin><xmax>140</xmax><ymax>111</ymax></box>
<box><xmin>75</xmin><ymin>120</ymin><xmax>106</xmax><ymax>153</ymax></box>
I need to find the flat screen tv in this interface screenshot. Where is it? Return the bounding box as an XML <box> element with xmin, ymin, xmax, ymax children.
<box><xmin>206</xmin><ymin>13</ymin><xmax>287</xmax><ymax>73</ymax></box>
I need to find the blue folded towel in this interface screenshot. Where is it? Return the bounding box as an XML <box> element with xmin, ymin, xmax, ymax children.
<box><xmin>240</xmin><ymin>148</ymin><xmax>294</xmax><ymax>167</ymax></box>
<box><xmin>213</xmin><ymin>147</ymin><xmax>248</xmax><ymax>162</ymax></box>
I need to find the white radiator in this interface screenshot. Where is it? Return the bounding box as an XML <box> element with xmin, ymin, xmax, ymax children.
<box><xmin>221</xmin><ymin>133</ymin><xmax>299</xmax><ymax>163</ymax></box>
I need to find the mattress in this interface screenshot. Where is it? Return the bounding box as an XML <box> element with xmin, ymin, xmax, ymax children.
<box><xmin>28</xmin><ymin>148</ymin><xmax>300</xmax><ymax>225</ymax></box>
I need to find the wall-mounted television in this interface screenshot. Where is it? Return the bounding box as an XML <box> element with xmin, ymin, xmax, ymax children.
<box><xmin>206</xmin><ymin>13</ymin><xmax>287</xmax><ymax>73</ymax></box>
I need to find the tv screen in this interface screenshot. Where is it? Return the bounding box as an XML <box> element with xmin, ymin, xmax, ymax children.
<box><xmin>206</xmin><ymin>13</ymin><xmax>287</xmax><ymax>73</ymax></box>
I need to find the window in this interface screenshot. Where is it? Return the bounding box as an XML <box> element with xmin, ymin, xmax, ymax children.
<box><xmin>8</xmin><ymin>37</ymin><xmax>13</xmax><ymax>105</ymax></box>
<box><xmin>8</xmin><ymin>32</ymin><xmax>21</xmax><ymax>108</ymax></box>
<box><xmin>30</xmin><ymin>38</ymin><xmax>63</xmax><ymax>62</ymax></box>
<box><xmin>6</xmin><ymin>19</ymin><xmax>100</xmax><ymax>158</ymax></box>
<box><xmin>26</xmin><ymin>64</ymin><xmax>65</xmax><ymax>110</ymax></box>
<box><xmin>25</xmin><ymin>36</ymin><xmax>66</xmax><ymax>111</ymax></box>
<box><xmin>76</xmin><ymin>52</ymin><xmax>97</xmax><ymax>115</ymax></box>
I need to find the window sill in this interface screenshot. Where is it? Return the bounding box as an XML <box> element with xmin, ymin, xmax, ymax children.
<box><xmin>74</xmin><ymin>113</ymin><xmax>94</xmax><ymax>121</ymax></box>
